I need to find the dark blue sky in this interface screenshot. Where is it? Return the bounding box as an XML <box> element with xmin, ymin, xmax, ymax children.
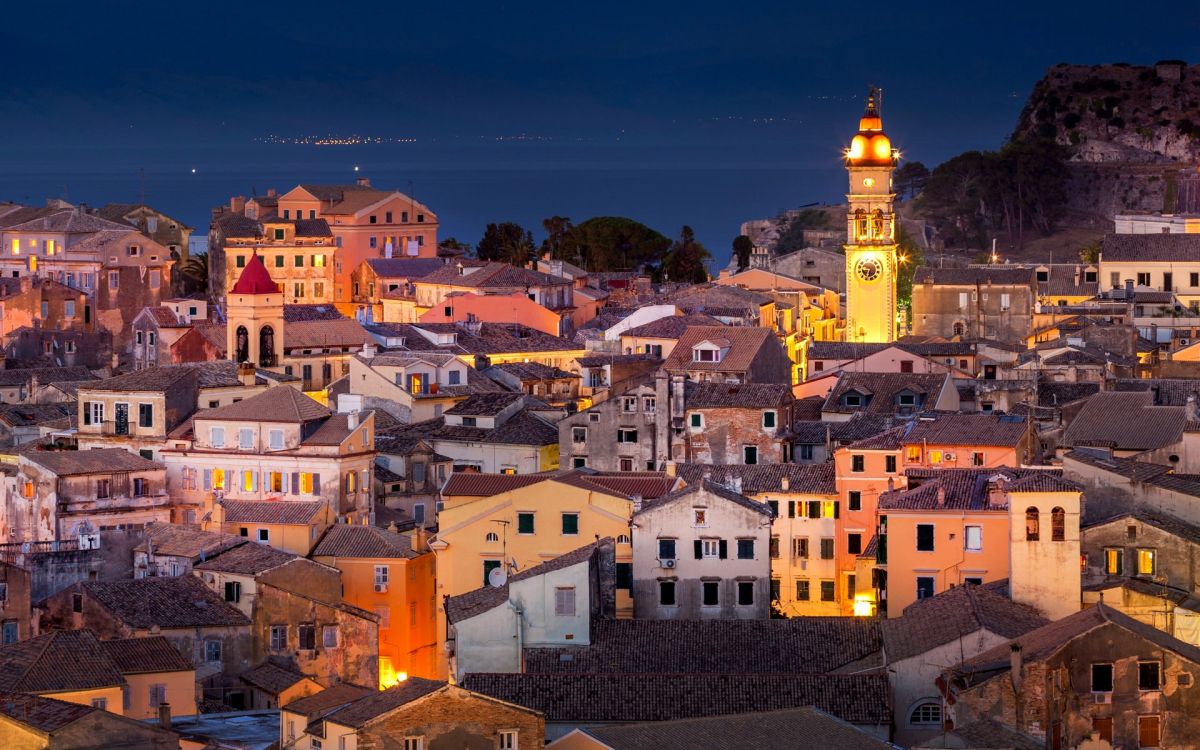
<box><xmin>3</xmin><ymin>1</ymin><xmax>1196</xmax><ymax>160</ymax></box>
<box><xmin>0</xmin><ymin>1</ymin><xmax>1196</xmax><ymax>252</ymax></box>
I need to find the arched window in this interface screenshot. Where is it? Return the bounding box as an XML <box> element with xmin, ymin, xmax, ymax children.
<box><xmin>872</xmin><ymin>209</ymin><xmax>886</xmax><ymax>239</ymax></box>
<box><xmin>234</xmin><ymin>325</ymin><xmax>249</xmax><ymax>363</ymax></box>
<box><xmin>259</xmin><ymin>325</ymin><xmax>276</xmax><ymax>367</ymax></box>
<box><xmin>1051</xmin><ymin>507</ymin><xmax>1065</xmax><ymax>542</ymax></box>
<box><xmin>485</xmin><ymin>532</ymin><xmax>499</xmax><ymax>543</ymax></box>
<box><xmin>855</xmin><ymin>208</ymin><xmax>868</xmax><ymax>240</ymax></box>
<box><xmin>909</xmin><ymin>700</ymin><xmax>943</xmax><ymax>726</ymax></box>
<box><xmin>1026</xmin><ymin>507</ymin><xmax>1040</xmax><ymax>541</ymax></box>
<box><xmin>617</xmin><ymin>534</ymin><xmax>631</xmax><ymax>545</ymax></box>
<box><xmin>952</xmin><ymin>322</ymin><xmax>965</xmax><ymax>337</ymax></box>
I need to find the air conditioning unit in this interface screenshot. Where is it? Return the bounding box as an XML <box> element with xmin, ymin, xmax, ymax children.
<box><xmin>660</xmin><ymin>558</ymin><xmax>676</xmax><ymax>569</ymax></box>
<box><xmin>1094</xmin><ymin>692</ymin><xmax>1112</xmax><ymax>704</ymax></box>
<box><xmin>374</xmin><ymin>584</ymin><xmax>388</xmax><ymax>593</ymax></box>
<box><xmin>944</xmin><ymin>452</ymin><xmax>956</xmax><ymax>462</ymax></box>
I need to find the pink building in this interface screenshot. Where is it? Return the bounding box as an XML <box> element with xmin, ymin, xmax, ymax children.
<box><xmin>418</xmin><ymin>292</ymin><xmax>565</xmax><ymax>337</ymax></box>
<box><xmin>275</xmin><ymin>181</ymin><xmax>439</xmax><ymax>305</ymax></box>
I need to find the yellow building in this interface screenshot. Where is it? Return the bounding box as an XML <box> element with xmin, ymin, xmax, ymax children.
<box><xmin>431</xmin><ymin>470</ymin><xmax>677</xmax><ymax>676</ymax></box>
<box><xmin>310</xmin><ymin>524</ymin><xmax>439</xmax><ymax>683</ymax></box>
<box><xmin>0</xmin><ymin>692</ymin><xmax>180</xmax><ymax>750</ymax></box>
<box><xmin>223</xmin><ymin>217</ymin><xmax>336</xmax><ymax>305</ymax></box>
<box><xmin>844</xmin><ymin>88</ymin><xmax>899</xmax><ymax>343</ymax></box>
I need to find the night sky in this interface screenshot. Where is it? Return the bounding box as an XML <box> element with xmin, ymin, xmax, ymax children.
<box><xmin>0</xmin><ymin>1</ymin><xmax>1197</xmax><ymax>248</ymax></box>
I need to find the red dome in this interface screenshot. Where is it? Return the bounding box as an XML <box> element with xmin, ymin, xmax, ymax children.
<box><xmin>230</xmin><ymin>253</ymin><xmax>279</xmax><ymax>295</ymax></box>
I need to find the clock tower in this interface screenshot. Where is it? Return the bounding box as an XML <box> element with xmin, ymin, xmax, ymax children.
<box><xmin>843</xmin><ymin>88</ymin><xmax>899</xmax><ymax>343</ymax></box>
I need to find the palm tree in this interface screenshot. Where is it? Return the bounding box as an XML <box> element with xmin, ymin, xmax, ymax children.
<box><xmin>178</xmin><ymin>252</ymin><xmax>209</xmax><ymax>297</ymax></box>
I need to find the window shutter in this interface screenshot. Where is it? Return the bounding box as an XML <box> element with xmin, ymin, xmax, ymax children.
<box><xmin>313</xmin><ymin>473</ymin><xmax>320</xmax><ymax>494</ymax></box>
<box><xmin>833</xmin><ymin>502</ymin><xmax>840</xmax><ymax>519</ymax></box>
<box><xmin>292</xmin><ymin>472</ymin><xmax>300</xmax><ymax>494</ymax></box>
<box><xmin>280</xmin><ymin>472</ymin><xmax>288</xmax><ymax>493</ymax></box>
<box><xmin>82</xmin><ymin>403</ymin><xmax>91</xmax><ymax>426</ymax></box>
<box><xmin>718</xmin><ymin>540</ymin><xmax>728</xmax><ymax>559</ymax></box>
<box><xmin>248</xmin><ymin>471</ymin><xmax>257</xmax><ymax>492</ymax></box>
<box><xmin>1116</xmin><ymin>552</ymin><xmax>1123</xmax><ymax>576</ymax></box>
<box><xmin>694</xmin><ymin>540</ymin><xmax>703</xmax><ymax>560</ymax></box>
<box><xmin>787</xmin><ymin>501</ymin><xmax>795</xmax><ymax>518</ymax></box>
<box><xmin>203</xmin><ymin>469</ymin><xmax>211</xmax><ymax>491</ymax></box>
<box><xmin>808</xmin><ymin>501</ymin><xmax>820</xmax><ymax>519</ymax></box>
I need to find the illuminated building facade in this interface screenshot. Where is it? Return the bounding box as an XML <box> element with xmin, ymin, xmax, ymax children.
<box><xmin>844</xmin><ymin>89</ymin><xmax>899</xmax><ymax>343</ymax></box>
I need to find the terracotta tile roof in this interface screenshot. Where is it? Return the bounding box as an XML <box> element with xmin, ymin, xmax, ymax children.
<box><xmin>310</xmin><ymin>525</ymin><xmax>422</xmax><ymax>559</ymax></box>
<box><xmin>283</xmin><ymin>304</ymin><xmax>347</xmax><ymax>323</ymax></box>
<box><xmin>1101</xmin><ymin>232</ymin><xmax>1200</xmax><ymax>262</ymax></box>
<box><xmin>1</xmin><ymin>207</ymin><xmax>133</xmax><ymax>233</ymax></box>
<box><xmin>1004</xmin><ymin>474</ymin><xmax>1082</xmax><ymax>493</ymax></box>
<box><xmin>1038</xmin><ymin>382</ymin><xmax>1100</xmax><ymax>407</ymax></box>
<box><xmin>918</xmin><ymin>719</ymin><xmax>1043</xmax><ymax>750</ymax></box>
<box><xmin>1062</xmin><ymin>448</ymin><xmax>1174</xmax><ymax>482</ymax></box>
<box><xmin>846</xmin><ymin>426</ymin><xmax>906</xmax><ymax>450</ymax></box>
<box><xmin>21</xmin><ymin>447</ymin><xmax>160</xmax><ymax>477</ymax></box>
<box><xmin>429</xmin><ymin>410</ymin><xmax>559</xmax><ymax>447</ymax></box>
<box><xmin>0</xmin><ymin>630</ymin><xmax>125</xmax><ymax>693</ymax></box>
<box><xmin>901</xmin><ymin>413</ymin><xmax>1028</xmax><ymax>448</ymax></box>
<box><xmin>283</xmin><ymin>682</ymin><xmax>375</xmax><ymax>717</ymax></box>
<box><xmin>952</xmin><ymin>603</ymin><xmax>1200</xmax><ymax>688</ymax></box>
<box><xmin>806</xmin><ymin>342</ymin><xmax>893</xmax><ymax>360</ymax></box>
<box><xmin>883</xmin><ymin>585</ymin><xmax>1048</xmax><ymax>662</ymax></box>
<box><xmin>879</xmin><ymin>468</ymin><xmax>1063</xmax><ymax>512</ymax></box>
<box><xmin>577</xmin><ymin>474</ymin><xmax>679</xmax><ymax>499</ymax></box>
<box><xmin>0</xmin><ymin>403</ymin><xmax>74</xmax><ymax>428</ymax></box>
<box><xmin>194</xmin><ymin>541</ymin><xmax>297</xmax><ymax>575</ymax></box>
<box><xmin>662</xmin><ymin>326</ymin><xmax>777</xmax><ymax>374</ymax></box>
<box><xmin>912</xmin><ymin>266</ymin><xmax>1034</xmax><ymax>286</ymax></box>
<box><xmin>240</xmin><ymin>661</ymin><xmax>313</xmax><ymax>695</ymax></box>
<box><xmin>77</xmin><ymin>366</ymin><xmax>198</xmax><ymax>393</ymax></box>
<box><xmin>463</xmin><ymin>672</ymin><xmax>890</xmax><ymax>725</ymax></box>
<box><xmin>195</xmin><ymin>386</ymin><xmax>330</xmax><ymax>423</ymax></box>
<box><xmin>439</xmin><ymin>469</ymin><xmax>675</xmax><ymax>501</ymax></box>
<box><xmin>364</xmin><ymin>258</ymin><xmax>447</xmax><ymax>278</ymax></box>
<box><xmin>821</xmin><ymin>372</ymin><xmax>950</xmax><ymax>415</ymax></box>
<box><xmin>444</xmin><ymin>392</ymin><xmax>525</xmax><ymax>416</ymax></box>
<box><xmin>634</xmin><ymin>480</ymin><xmax>774</xmax><ymax>518</ymax></box>
<box><xmin>301</xmin><ymin>413</ymin><xmax>361</xmax><ymax>446</ymax></box>
<box><xmin>445</xmin><ymin>538</ymin><xmax>613</xmax><ymax>624</ymax></box>
<box><xmin>524</xmin><ymin>616</ymin><xmax>880</xmax><ymax>675</ymax></box>
<box><xmin>0</xmin><ymin>691</ymin><xmax>98</xmax><ymax>732</ymax></box>
<box><xmin>674</xmin><ymin>462</ymin><xmax>836</xmax><ymax>495</ymax></box>
<box><xmin>221</xmin><ymin>499</ymin><xmax>325</xmax><ymax>525</ymax></box>
<box><xmin>441</xmin><ymin>472</ymin><xmax>560</xmax><ymax>497</ymax></box>
<box><xmin>323</xmin><ymin>677</ymin><xmax>447</xmax><ymax>728</ymax></box>
<box><xmin>1061</xmin><ymin>391</ymin><xmax>1186</xmax><ymax>451</ymax></box>
<box><xmin>1146</xmin><ymin>471</ymin><xmax>1200</xmax><ymax>498</ymax></box>
<box><xmin>133</xmin><ymin>523</ymin><xmax>245</xmax><ymax>560</ymax></box>
<box><xmin>685</xmin><ymin>382</ymin><xmax>792</xmax><ymax>409</ymax></box>
<box><xmin>575</xmin><ymin>353</ymin><xmax>661</xmax><ymax>367</ymax></box>
<box><xmin>416</xmin><ymin>262</ymin><xmax>567</xmax><ymax>289</ymax></box>
<box><xmin>139</xmin><ymin>306</ymin><xmax>190</xmax><ymax>327</ymax></box>
<box><xmin>580</xmin><ymin>706</ymin><xmax>894</xmax><ymax>750</ymax></box>
<box><xmin>285</xmin><ymin>318</ymin><xmax>374</xmax><ymax>349</ymax></box>
<box><xmin>621</xmin><ymin>314</ymin><xmax>724</xmax><ymax>339</ymax></box>
<box><xmin>485</xmin><ymin>361</ymin><xmax>578</xmax><ymax>381</ymax></box>
<box><xmin>0</xmin><ymin>366</ymin><xmax>95</xmax><ymax>387</ymax></box>
<box><xmin>1110</xmin><ymin>377</ymin><xmax>1200</xmax><ymax>406</ymax></box>
<box><xmin>791</xmin><ymin>413</ymin><xmax>896</xmax><ymax>445</ymax></box>
<box><xmin>420</xmin><ymin>322</ymin><xmax>581</xmax><ymax>356</ymax></box>
<box><xmin>1085</xmin><ymin>507</ymin><xmax>1200</xmax><ymax>546</ymax></box>
<box><xmin>79</xmin><ymin>576</ymin><xmax>250</xmax><ymax>629</ymax></box>
<box><xmin>100</xmin><ymin>636</ymin><xmax>194</xmax><ymax>674</ymax></box>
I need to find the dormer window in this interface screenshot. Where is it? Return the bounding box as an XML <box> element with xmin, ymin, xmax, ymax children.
<box><xmin>693</xmin><ymin>346</ymin><xmax>721</xmax><ymax>363</ymax></box>
<box><xmin>1036</xmin><ymin>269</ymin><xmax>1049</xmax><ymax>283</ymax></box>
<box><xmin>127</xmin><ymin>245</ymin><xmax>140</xmax><ymax>256</ymax></box>
<box><xmin>844</xmin><ymin>393</ymin><xmax>863</xmax><ymax>407</ymax></box>
<box><xmin>897</xmin><ymin>392</ymin><xmax>916</xmax><ymax>407</ymax></box>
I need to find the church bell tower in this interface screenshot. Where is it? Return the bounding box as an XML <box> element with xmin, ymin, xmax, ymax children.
<box><xmin>843</xmin><ymin>88</ymin><xmax>899</xmax><ymax>343</ymax></box>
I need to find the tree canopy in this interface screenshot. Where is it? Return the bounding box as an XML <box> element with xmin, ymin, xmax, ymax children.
<box><xmin>732</xmin><ymin>234</ymin><xmax>754</xmax><ymax>271</ymax></box>
<box><xmin>542</xmin><ymin>216</ymin><xmax>672</xmax><ymax>272</ymax></box>
<box><xmin>773</xmin><ymin>208</ymin><xmax>835</xmax><ymax>255</ymax></box>
<box><xmin>476</xmin><ymin>222</ymin><xmax>536</xmax><ymax>265</ymax></box>
<box><xmin>662</xmin><ymin>226</ymin><xmax>711</xmax><ymax>283</ymax></box>
<box><xmin>894</xmin><ymin>161</ymin><xmax>930</xmax><ymax>200</ymax></box>
<box><xmin>916</xmin><ymin>139</ymin><xmax>1069</xmax><ymax>250</ymax></box>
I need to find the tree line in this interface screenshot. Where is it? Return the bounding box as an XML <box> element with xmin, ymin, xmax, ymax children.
<box><xmin>443</xmin><ymin>216</ymin><xmax>714</xmax><ymax>283</ymax></box>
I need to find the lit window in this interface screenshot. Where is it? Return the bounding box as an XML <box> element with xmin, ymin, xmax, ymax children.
<box><xmin>313</xmin><ymin>254</ymin><xmax>326</xmax><ymax>267</ymax></box>
<box><xmin>1138</xmin><ymin>549</ymin><xmax>1156</xmax><ymax>576</ymax></box>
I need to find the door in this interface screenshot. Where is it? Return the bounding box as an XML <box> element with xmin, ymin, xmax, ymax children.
<box><xmin>114</xmin><ymin>403</ymin><xmax>129</xmax><ymax>435</ymax></box>
<box><xmin>1092</xmin><ymin>717</ymin><xmax>1113</xmax><ymax>743</ymax></box>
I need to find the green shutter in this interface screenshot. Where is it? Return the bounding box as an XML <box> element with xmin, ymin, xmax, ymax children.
<box><xmin>562</xmin><ymin>514</ymin><xmax>579</xmax><ymax>535</ymax></box>
<box><xmin>787</xmin><ymin>501</ymin><xmax>795</xmax><ymax>518</ymax></box>
<box><xmin>694</xmin><ymin>540</ymin><xmax>703</xmax><ymax>559</ymax></box>
<box><xmin>518</xmin><ymin>513</ymin><xmax>535</xmax><ymax>534</ymax></box>
<box><xmin>718</xmin><ymin>540</ymin><xmax>728</xmax><ymax>559</ymax></box>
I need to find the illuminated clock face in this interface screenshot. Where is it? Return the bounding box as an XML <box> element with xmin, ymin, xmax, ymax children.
<box><xmin>856</xmin><ymin>258</ymin><xmax>883</xmax><ymax>282</ymax></box>
<box><xmin>862</xmin><ymin>177</ymin><xmax>875</xmax><ymax>188</ymax></box>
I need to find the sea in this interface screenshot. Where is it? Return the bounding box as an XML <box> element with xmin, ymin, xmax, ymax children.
<box><xmin>0</xmin><ymin>137</ymin><xmax>848</xmax><ymax>268</ymax></box>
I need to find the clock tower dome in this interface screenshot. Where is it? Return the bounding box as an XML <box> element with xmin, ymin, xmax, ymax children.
<box><xmin>843</xmin><ymin>88</ymin><xmax>898</xmax><ymax>343</ymax></box>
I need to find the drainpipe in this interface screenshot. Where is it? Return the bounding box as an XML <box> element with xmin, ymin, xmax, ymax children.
<box><xmin>509</xmin><ymin>602</ymin><xmax>525</xmax><ymax>672</ymax></box>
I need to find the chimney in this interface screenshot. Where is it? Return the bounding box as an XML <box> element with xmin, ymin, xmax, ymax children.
<box><xmin>347</xmin><ymin>411</ymin><xmax>359</xmax><ymax>430</ymax></box>
<box><xmin>361</xmin><ymin>341</ymin><xmax>377</xmax><ymax>359</ymax></box>
<box><xmin>631</xmin><ymin>494</ymin><xmax>644</xmax><ymax>513</ymax></box>
<box><xmin>357</xmin><ymin>177</ymin><xmax>371</xmax><ymax>187</ymax></box>
<box><xmin>987</xmin><ymin>477</ymin><xmax>1006</xmax><ymax>509</ymax></box>
<box><xmin>887</xmin><ymin>477</ymin><xmax>895</xmax><ymax>493</ymax></box>
<box><xmin>1189</xmin><ymin>395</ymin><xmax>1198</xmax><ymax>422</ymax></box>
<box><xmin>412</xmin><ymin>526</ymin><xmax>428</xmax><ymax>552</ymax></box>
<box><xmin>230</xmin><ymin>196</ymin><xmax>246</xmax><ymax>215</ymax></box>
<box><xmin>266</xmin><ymin>188</ymin><xmax>277</xmax><ymax>197</ymax></box>
<box><xmin>1009</xmin><ymin>644</ymin><xmax>1023</xmax><ymax>694</ymax></box>
<box><xmin>158</xmin><ymin>702</ymin><xmax>171</xmax><ymax>729</ymax></box>
<box><xmin>936</xmin><ymin>485</ymin><xmax>946</xmax><ymax>507</ymax></box>
<box><xmin>1074</xmin><ymin>266</ymin><xmax>1081</xmax><ymax>286</ymax></box>
<box><xmin>780</xmin><ymin>476</ymin><xmax>789</xmax><ymax>492</ymax></box>
<box><xmin>237</xmin><ymin>362</ymin><xmax>256</xmax><ymax>387</ymax></box>
<box><xmin>665</xmin><ymin>460</ymin><xmax>676</xmax><ymax>478</ymax></box>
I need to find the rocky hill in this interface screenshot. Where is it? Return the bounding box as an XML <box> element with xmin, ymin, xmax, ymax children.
<box><xmin>1015</xmin><ymin>61</ymin><xmax>1200</xmax><ymax>163</ymax></box>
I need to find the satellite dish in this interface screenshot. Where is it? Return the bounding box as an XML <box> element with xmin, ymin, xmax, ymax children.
<box><xmin>488</xmin><ymin>567</ymin><xmax>508</xmax><ymax>588</ymax></box>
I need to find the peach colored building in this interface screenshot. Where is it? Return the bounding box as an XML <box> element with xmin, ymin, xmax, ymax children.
<box><xmin>900</xmin><ymin>413</ymin><xmax>1030</xmax><ymax>470</ymax></box>
<box><xmin>275</xmin><ymin>181</ymin><xmax>439</xmax><ymax>306</ymax></box>
<box><xmin>877</xmin><ymin>467</ymin><xmax>1059</xmax><ymax>617</ymax></box>
<box><xmin>418</xmin><ymin>291</ymin><xmax>565</xmax><ymax>336</ymax></box>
